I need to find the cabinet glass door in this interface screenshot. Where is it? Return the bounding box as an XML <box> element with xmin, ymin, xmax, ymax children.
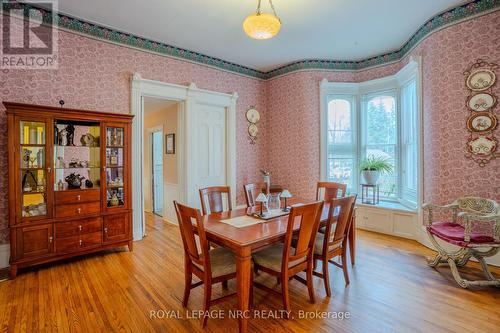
<box><xmin>104</xmin><ymin>126</ymin><xmax>126</xmax><ymax>209</ymax></box>
<box><xmin>19</xmin><ymin>120</ymin><xmax>50</xmax><ymax>219</ymax></box>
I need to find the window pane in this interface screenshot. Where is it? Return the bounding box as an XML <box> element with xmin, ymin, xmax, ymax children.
<box><xmin>366</xmin><ymin>95</ymin><xmax>396</xmax><ymax>145</ymax></box>
<box><xmin>401</xmin><ymin>80</ymin><xmax>418</xmax><ymax>202</ymax></box>
<box><xmin>328</xmin><ymin>99</ymin><xmax>353</xmax><ymax>144</ymax></box>
<box><xmin>327</xmin><ymin>97</ymin><xmax>356</xmax><ymax>193</ymax></box>
<box><xmin>328</xmin><ymin>158</ymin><xmax>354</xmax><ymax>193</ymax></box>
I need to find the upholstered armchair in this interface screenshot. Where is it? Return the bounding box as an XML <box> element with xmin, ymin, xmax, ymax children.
<box><xmin>422</xmin><ymin>197</ymin><xmax>500</xmax><ymax>288</ymax></box>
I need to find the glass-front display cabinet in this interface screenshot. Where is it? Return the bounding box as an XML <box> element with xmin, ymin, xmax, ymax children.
<box><xmin>6</xmin><ymin>102</ymin><xmax>133</xmax><ymax>279</ymax></box>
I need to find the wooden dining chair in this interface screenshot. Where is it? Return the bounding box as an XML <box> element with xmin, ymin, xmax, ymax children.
<box><xmin>199</xmin><ymin>186</ymin><xmax>232</xmax><ymax>215</ymax></box>
<box><xmin>316</xmin><ymin>181</ymin><xmax>347</xmax><ymax>201</ymax></box>
<box><xmin>174</xmin><ymin>201</ymin><xmax>239</xmax><ymax>327</ymax></box>
<box><xmin>243</xmin><ymin>183</ymin><xmax>262</xmax><ymax>208</ymax></box>
<box><xmin>252</xmin><ymin>201</ymin><xmax>324</xmax><ymax>315</ymax></box>
<box><xmin>313</xmin><ymin>195</ymin><xmax>356</xmax><ymax>297</ymax></box>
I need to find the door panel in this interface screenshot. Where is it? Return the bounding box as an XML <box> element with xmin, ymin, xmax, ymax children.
<box><xmin>152</xmin><ymin>131</ymin><xmax>163</xmax><ymax>215</ymax></box>
<box><xmin>103</xmin><ymin>213</ymin><xmax>130</xmax><ymax>243</ymax></box>
<box><xmin>195</xmin><ymin>105</ymin><xmax>226</xmax><ymax>194</ymax></box>
<box><xmin>16</xmin><ymin>224</ymin><xmax>53</xmax><ymax>259</ymax></box>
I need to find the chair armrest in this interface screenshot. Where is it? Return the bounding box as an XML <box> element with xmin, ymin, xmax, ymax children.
<box><xmin>457</xmin><ymin>212</ymin><xmax>500</xmax><ymax>242</ymax></box>
<box><xmin>422</xmin><ymin>203</ymin><xmax>459</xmax><ymax>226</ymax></box>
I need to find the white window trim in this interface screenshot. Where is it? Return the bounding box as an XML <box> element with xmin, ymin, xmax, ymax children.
<box><xmin>320</xmin><ymin>58</ymin><xmax>422</xmax><ymax>210</ymax></box>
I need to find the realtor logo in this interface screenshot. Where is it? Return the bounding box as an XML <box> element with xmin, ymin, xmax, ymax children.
<box><xmin>1</xmin><ymin>0</ymin><xmax>58</xmax><ymax>69</ymax></box>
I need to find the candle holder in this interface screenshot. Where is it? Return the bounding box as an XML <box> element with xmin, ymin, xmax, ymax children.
<box><xmin>280</xmin><ymin>189</ymin><xmax>292</xmax><ymax>212</ymax></box>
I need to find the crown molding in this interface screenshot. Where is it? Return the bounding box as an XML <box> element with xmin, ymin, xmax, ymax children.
<box><xmin>2</xmin><ymin>0</ymin><xmax>499</xmax><ymax>80</ymax></box>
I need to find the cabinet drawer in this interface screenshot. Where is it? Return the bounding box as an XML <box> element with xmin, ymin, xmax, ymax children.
<box><xmin>55</xmin><ymin>202</ymin><xmax>101</xmax><ymax>219</ymax></box>
<box><xmin>55</xmin><ymin>218</ymin><xmax>102</xmax><ymax>238</ymax></box>
<box><xmin>55</xmin><ymin>232</ymin><xmax>102</xmax><ymax>254</ymax></box>
<box><xmin>55</xmin><ymin>189</ymin><xmax>100</xmax><ymax>205</ymax></box>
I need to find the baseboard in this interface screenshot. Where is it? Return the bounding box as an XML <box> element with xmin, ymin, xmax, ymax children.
<box><xmin>0</xmin><ymin>244</ymin><xmax>10</xmax><ymax>269</ymax></box>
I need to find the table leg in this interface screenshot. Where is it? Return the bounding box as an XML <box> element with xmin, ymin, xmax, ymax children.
<box><xmin>349</xmin><ymin>212</ymin><xmax>356</xmax><ymax>266</ymax></box>
<box><xmin>236</xmin><ymin>246</ymin><xmax>252</xmax><ymax>333</ymax></box>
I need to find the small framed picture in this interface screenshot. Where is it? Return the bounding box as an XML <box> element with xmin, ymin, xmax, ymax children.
<box><xmin>166</xmin><ymin>133</ymin><xmax>175</xmax><ymax>154</ymax></box>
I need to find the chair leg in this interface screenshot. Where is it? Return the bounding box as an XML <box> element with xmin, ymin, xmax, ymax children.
<box><xmin>427</xmin><ymin>253</ymin><xmax>443</xmax><ymax>267</ymax></box>
<box><xmin>341</xmin><ymin>251</ymin><xmax>350</xmax><ymax>285</ymax></box>
<box><xmin>182</xmin><ymin>260</ymin><xmax>192</xmax><ymax>307</ymax></box>
<box><xmin>307</xmin><ymin>261</ymin><xmax>316</xmax><ymax>303</ymax></box>
<box><xmin>313</xmin><ymin>257</ymin><xmax>318</xmax><ymax>271</ymax></box>
<box><xmin>447</xmin><ymin>258</ymin><xmax>468</xmax><ymax>289</ymax></box>
<box><xmin>276</xmin><ymin>277</ymin><xmax>281</xmax><ymax>285</ymax></box>
<box><xmin>322</xmin><ymin>258</ymin><xmax>331</xmax><ymax>297</ymax></box>
<box><xmin>222</xmin><ymin>280</ymin><xmax>228</xmax><ymax>290</ymax></box>
<box><xmin>250</xmin><ymin>271</ymin><xmax>254</xmax><ymax>309</ymax></box>
<box><xmin>281</xmin><ymin>273</ymin><xmax>290</xmax><ymax>317</ymax></box>
<box><xmin>201</xmin><ymin>280</ymin><xmax>212</xmax><ymax>327</ymax></box>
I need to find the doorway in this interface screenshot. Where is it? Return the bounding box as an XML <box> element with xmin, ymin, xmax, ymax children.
<box><xmin>151</xmin><ymin>130</ymin><xmax>163</xmax><ymax>216</ymax></box>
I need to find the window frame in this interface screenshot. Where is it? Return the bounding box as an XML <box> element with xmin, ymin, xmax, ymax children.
<box><xmin>320</xmin><ymin>60</ymin><xmax>421</xmax><ymax>209</ymax></box>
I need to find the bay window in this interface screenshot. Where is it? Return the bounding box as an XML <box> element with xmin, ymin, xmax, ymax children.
<box><xmin>320</xmin><ymin>60</ymin><xmax>421</xmax><ymax>209</ymax></box>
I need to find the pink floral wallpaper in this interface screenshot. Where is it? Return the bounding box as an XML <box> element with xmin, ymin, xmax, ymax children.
<box><xmin>0</xmin><ymin>18</ymin><xmax>267</xmax><ymax>243</ymax></box>
<box><xmin>0</xmin><ymin>11</ymin><xmax>499</xmax><ymax>244</ymax></box>
<box><xmin>266</xmin><ymin>11</ymin><xmax>500</xmax><ymax>206</ymax></box>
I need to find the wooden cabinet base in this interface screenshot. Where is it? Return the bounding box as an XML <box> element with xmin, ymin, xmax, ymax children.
<box><xmin>9</xmin><ymin>239</ymin><xmax>133</xmax><ymax>279</ymax></box>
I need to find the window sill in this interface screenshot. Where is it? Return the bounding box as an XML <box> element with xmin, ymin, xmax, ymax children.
<box><xmin>355</xmin><ymin>199</ymin><xmax>416</xmax><ymax>213</ymax></box>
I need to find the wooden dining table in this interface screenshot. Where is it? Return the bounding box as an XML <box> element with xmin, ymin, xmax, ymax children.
<box><xmin>199</xmin><ymin>198</ymin><xmax>355</xmax><ymax>333</ymax></box>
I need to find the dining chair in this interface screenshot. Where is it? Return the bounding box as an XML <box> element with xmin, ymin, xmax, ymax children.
<box><xmin>174</xmin><ymin>201</ymin><xmax>240</xmax><ymax>327</ymax></box>
<box><xmin>243</xmin><ymin>183</ymin><xmax>262</xmax><ymax>208</ymax></box>
<box><xmin>252</xmin><ymin>201</ymin><xmax>324</xmax><ymax>315</ymax></box>
<box><xmin>313</xmin><ymin>195</ymin><xmax>356</xmax><ymax>297</ymax></box>
<box><xmin>316</xmin><ymin>181</ymin><xmax>347</xmax><ymax>201</ymax></box>
<box><xmin>199</xmin><ymin>186</ymin><xmax>232</xmax><ymax>215</ymax></box>
<box><xmin>316</xmin><ymin>181</ymin><xmax>347</xmax><ymax>234</ymax></box>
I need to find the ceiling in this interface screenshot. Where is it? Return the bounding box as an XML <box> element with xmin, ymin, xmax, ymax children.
<box><xmin>54</xmin><ymin>0</ymin><xmax>468</xmax><ymax>72</ymax></box>
<box><xmin>144</xmin><ymin>97</ymin><xmax>177</xmax><ymax>114</ymax></box>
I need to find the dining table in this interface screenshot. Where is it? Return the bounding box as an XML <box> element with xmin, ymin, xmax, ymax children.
<box><xmin>198</xmin><ymin>198</ymin><xmax>356</xmax><ymax>333</ymax></box>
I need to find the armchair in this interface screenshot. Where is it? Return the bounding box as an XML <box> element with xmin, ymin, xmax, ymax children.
<box><xmin>422</xmin><ymin>197</ymin><xmax>500</xmax><ymax>288</ymax></box>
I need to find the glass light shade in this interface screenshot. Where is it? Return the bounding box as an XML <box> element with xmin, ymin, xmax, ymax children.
<box><xmin>243</xmin><ymin>13</ymin><xmax>281</xmax><ymax>40</ymax></box>
<box><xmin>255</xmin><ymin>192</ymin><xmax>268</xmax><ymax>202</ymax></box>
<box><xmin>281</xmin><ymin>189</ymin><xmax>292</xmax><ymax>198</ymax></box>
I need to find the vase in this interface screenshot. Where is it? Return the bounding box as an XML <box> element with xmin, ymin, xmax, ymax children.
<box><xmin>362</xmin><ymin>170</ymin><xmax>380</xmax><ymax>185</ymax></box>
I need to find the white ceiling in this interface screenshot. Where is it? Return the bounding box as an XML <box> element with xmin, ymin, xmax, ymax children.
<box><xmin>55</xmin><ymin>0</ymin><xmax>468</xmax><ymax>72</ymax></box>
<box><xmin>144</xmin><ymin>97</ymin><xmax>177</xmax><ymax>113</ymax></box>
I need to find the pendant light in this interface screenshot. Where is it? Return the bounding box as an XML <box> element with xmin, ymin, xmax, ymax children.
<box><xmin>243</xmin><ymin>0</ymin><xmax>281</xmax><ymax>40</ymax></box>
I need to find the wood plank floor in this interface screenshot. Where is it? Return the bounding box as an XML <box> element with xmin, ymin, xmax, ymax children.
<box><xmin>0</xmin><ymin>212</ymin><xmax>499</xmax><ymax>333</ymax></box>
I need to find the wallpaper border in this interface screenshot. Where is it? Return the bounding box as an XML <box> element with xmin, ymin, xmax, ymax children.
<box><xmin>2</xmin><ymin>0</ymin><xmax>499</xmax><ymax>80</ymax></box>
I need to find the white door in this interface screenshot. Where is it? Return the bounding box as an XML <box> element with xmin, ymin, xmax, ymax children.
<box><xmin>194</xmin><ymin>104</ymin><xmax>226</xmax><ymax>207</ymax></box>
<box><xmin>152</xmin><ymin>131</ymin><xmax>163</xmax><ymax>216</ymax></box>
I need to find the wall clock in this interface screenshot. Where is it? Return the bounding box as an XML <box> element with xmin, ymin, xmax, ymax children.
<box><xmin>246</xmin><ymin>107</ymin><xmax>260</xmax><ymax>144</ymax></box>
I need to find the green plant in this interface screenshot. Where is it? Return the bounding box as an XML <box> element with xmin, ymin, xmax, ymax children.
<box><xmin>359</xmin><ymin>156</ymin><xmax>393</xmax><ymax>174</ymax></box>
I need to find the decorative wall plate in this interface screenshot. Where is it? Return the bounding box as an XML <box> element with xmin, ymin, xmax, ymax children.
<box><xmin>466</xmin><ymin>69</ymin><xmax>496</xmax><ymax>91</ymax></box>
<box><xmin>467</xmin><ymin>136</ymin><xmax>497</xmax><ymax>156</ymax></box>
<box><xmin>466</xmin><ymin>112</ymin><xmax>497</xmax><ymax>132</ymax></box>
<box><xmin>246</xmin><ymin>108</ymin><xmax>260</xmax><ymax>124</ymax></box>
<box><xmin>467</xmin><ymin>93</ymin><xmax>496</xmax><ymax>112</ymax></box>
<box><xmin>248</xmin><ymin>123</ymin><xmax>258</xmax><ymax>137</ymax></box>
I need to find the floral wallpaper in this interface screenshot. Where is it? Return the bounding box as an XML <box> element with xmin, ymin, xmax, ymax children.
<box><xmin>0</xmin><ymin>17</ymin><xmax>268</xmax><ymax>243</ymax></box>
<box><xmin>266</xmin><ymin>11</ymin><xmax>500</xmax><ymax>207</ymax></box>
<box><xmin>0</xmin><ymin>10</ymin><xmax>499</xmax><ymax>245</ymax></box>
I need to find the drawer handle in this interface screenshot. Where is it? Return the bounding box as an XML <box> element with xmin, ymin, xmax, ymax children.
<box><xmin>79</xmin><ymin>239</ymin><xmax>83</xmax><ymax>246</ymax></box>
<box><xmin>78</xmin><ymin>225</ymin><xmax>83</xmax><ymax>231</ymax></box>
<box><xmin>49</xmin><ymin>236</ymin><xmax>53</xmax><ymax>243</ymax></box>
<box><xmin>104</xmin><ymin>227</ymin><xmax>108</xmax><ymax>234</ymax></box>
<box><xmin>77</xmin><ymin>208</ymin><xmax>82</xmax><ymax>214</ymax></box>
<box><xmin>76</xmin><ymin>195</ymin><xmax>81</xmax><ymax>201</ymax></box>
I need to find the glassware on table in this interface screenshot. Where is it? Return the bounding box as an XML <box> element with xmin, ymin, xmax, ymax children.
<box><xmin>267</xmin><ymin>193</ymin><xmax>281</xmax><ymax>212</ymax></box>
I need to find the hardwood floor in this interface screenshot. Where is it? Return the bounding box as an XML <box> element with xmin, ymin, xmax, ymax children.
<box><xmin>0</xmin><ymin>212</ymin><xmax>499</xmax><ymax>333</ymax></box>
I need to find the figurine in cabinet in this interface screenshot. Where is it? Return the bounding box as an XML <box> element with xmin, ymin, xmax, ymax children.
<box><xmin>65</xmin><ymin>173</ymin><xmax>85</xmax><ymax>189</ymax></box>
<box><xmin>66</xmin><ymin>124</ymin><xmax>76</xmax><ymax>146</ymax></box>
<box><xmin>58</xmin><ymin>128</ymin><xmax>67</xmax><ymax>146</ymax></box>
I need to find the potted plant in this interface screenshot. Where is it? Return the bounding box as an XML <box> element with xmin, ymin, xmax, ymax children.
<box><xmin>359</xmin><ymin>156</ymin><xmax>393</xmax><ymax>185</ymax></box>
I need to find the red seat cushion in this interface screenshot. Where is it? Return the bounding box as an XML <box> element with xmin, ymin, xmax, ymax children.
<box><xmin>428</xmin><ymin>222</ymin><xmax>497</xmax><ymax>247</ymax></box>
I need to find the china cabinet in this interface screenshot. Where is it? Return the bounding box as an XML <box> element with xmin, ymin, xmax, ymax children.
<box><xmin>5</xmin><ymin>102</ymin><xmax>133</xmax><ymax>278</ymax></box>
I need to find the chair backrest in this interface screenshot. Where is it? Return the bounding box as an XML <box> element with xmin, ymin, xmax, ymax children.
<box><xmin>323</xmin><ymin>196</ymin><xmax>357</xmax><ymax>253</ymax></box>
<box><xmin>283</xmin><ymin>201</ymin><xmax>324</xmax><ymax>270</ymax></box>
<box><xmin>316</xmin><ymin>181</ymin><xmax>347</xmax><ymax>201</ymax></box>
<box><xmin>199</xmin><ymin>186</ymin><xmax>232</xmax><ymax>215</ymax></box>
<box><xmin>243</xmin><ymin>183</ymin><xmax>262</xmax><ymax>208</ymax></box>
<box><xmin>454</xmin><ymin>197</ymin><xmax>499</xmax><ymax>215</ymax></box>
<box><xmin>173</xmin><ymin>201</ymin><xmax>209</xmax><ymax>271</ymax></box>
